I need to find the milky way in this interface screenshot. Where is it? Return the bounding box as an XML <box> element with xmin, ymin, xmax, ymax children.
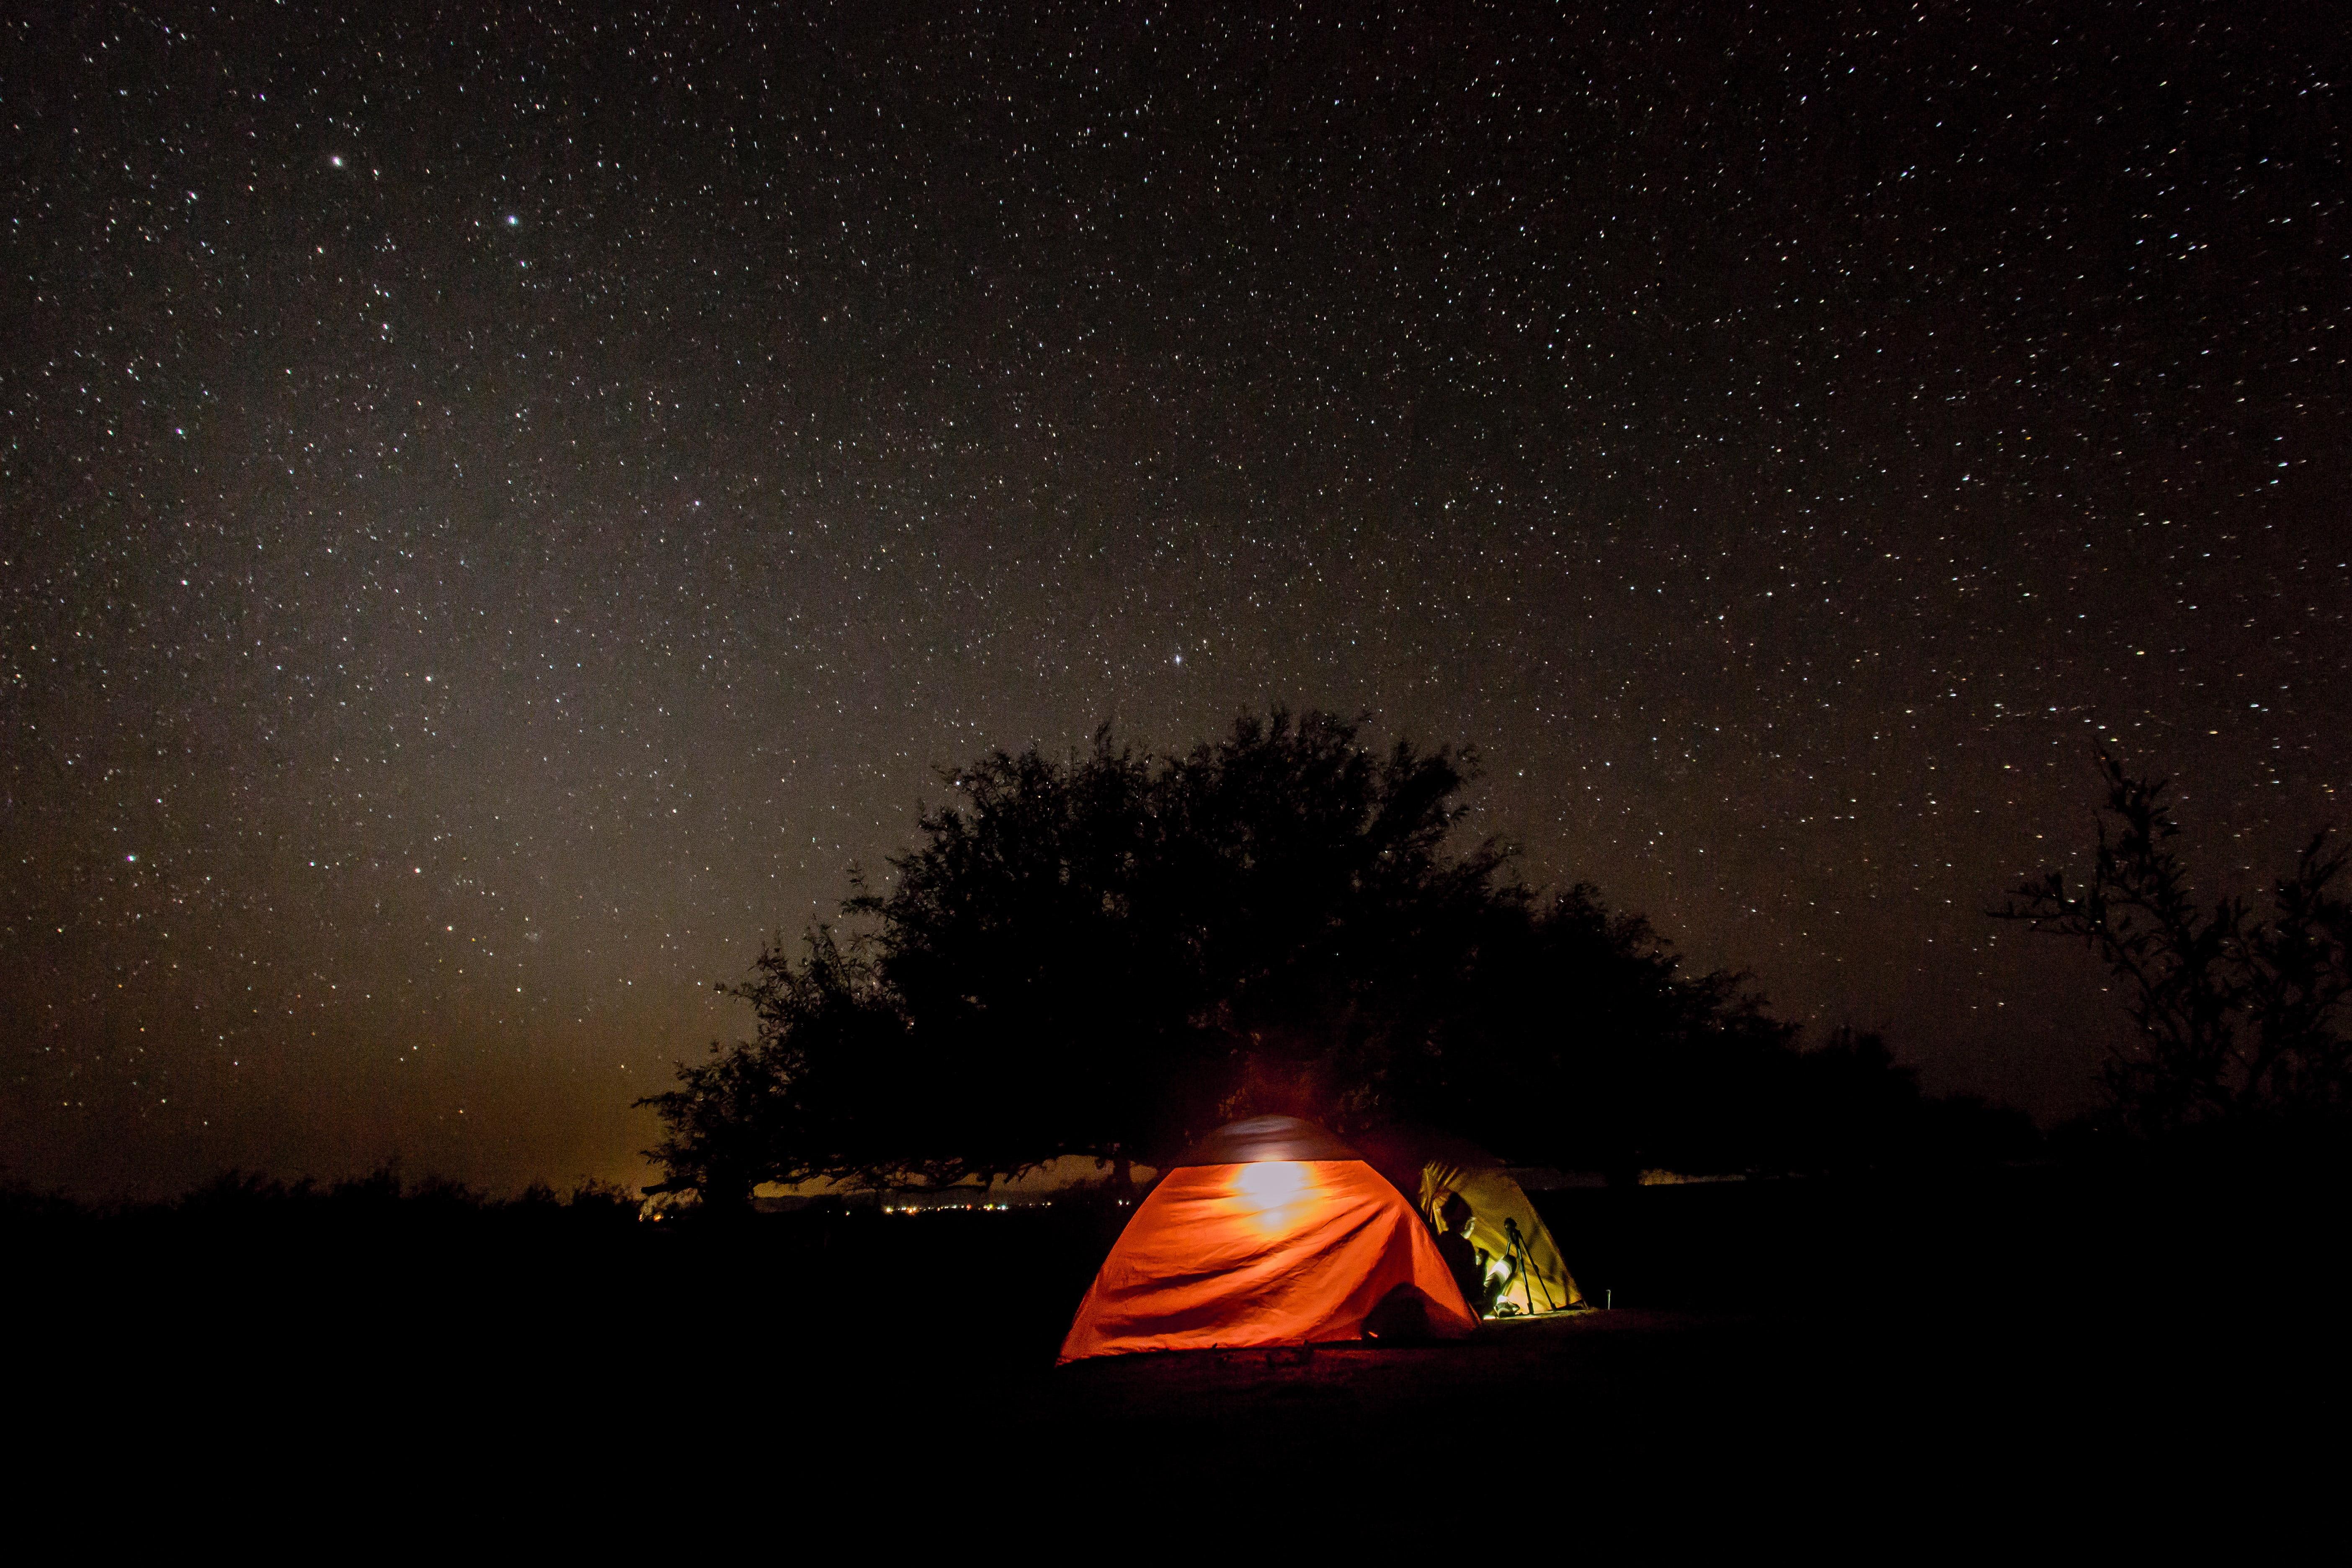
<box><xmin>5</xmin><ymin>5</ymin><xmax>2346</xmax><ymax>1194</ymax></box>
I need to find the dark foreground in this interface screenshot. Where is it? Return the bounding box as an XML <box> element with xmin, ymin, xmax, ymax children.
<box><xmin>13</xmin><ymin>1163</ymin><xmax>2348</xmax><ymax>1523</ymax></box>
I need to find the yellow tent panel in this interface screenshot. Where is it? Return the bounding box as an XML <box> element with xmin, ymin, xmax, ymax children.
<box><xmin>1355</xmin><ymin>1127</ymin><xmax>1586</xmax><ymax>1316</ymax></box>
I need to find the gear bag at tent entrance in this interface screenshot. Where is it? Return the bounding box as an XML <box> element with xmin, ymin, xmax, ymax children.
<box><xmin>1351</xmin><ymin>1125</ymin><xmax>1586</xmax><ymax>1317</ymax></box>
<box><xmin>1057</xmin><ymin>1116</ymin><xmax>1480</xmax><ymax>1363</ymax></box>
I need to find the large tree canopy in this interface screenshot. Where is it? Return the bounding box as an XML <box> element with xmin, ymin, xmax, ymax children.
<box><xmin>645</xmin><ymin>712</ymin><xmax>2012</xmax><ymax>1203</ymax></box>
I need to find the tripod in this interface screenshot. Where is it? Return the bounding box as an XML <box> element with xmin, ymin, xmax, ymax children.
<box><xmin>1499</xmin><ymin>1216</ymin><xmax>1561</xmax><ymax>1315</ymax></box>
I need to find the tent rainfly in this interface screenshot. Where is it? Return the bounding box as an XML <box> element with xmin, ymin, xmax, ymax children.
<box><xmin>1058</xmin><ymin>1116</ymin><xmax>1479</xmax><ymax>1362</ymax></box>
<box><xmin>1352</xmin><ymin>1125</ymin><xmax>1586</xmax><ymax>1317</ymax></box>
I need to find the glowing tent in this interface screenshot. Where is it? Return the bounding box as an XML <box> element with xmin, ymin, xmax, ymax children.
<box><xmin>1057</xmin><ymin>1116</ymin><xmax>1479</xmax><ymax>1362</ymax></box>
<box><xmin>1353</xmin><ymin>1126</ymin><xmax>1586</xmax><ymax>1317</ymax></box>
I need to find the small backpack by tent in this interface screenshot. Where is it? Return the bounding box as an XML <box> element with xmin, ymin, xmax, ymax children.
<box><xmin>1353</xmin><ymin>1126</ymin><xmax>1586</xmax><ymax>1317</ymax></box>
<box><xmin>1058</xmin><ymin>1116</ymin><xmax>1479</xmax><ymax>1362</ymax></box>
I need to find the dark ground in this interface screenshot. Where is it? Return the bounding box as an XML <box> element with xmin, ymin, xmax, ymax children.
<box><xmin>11</xmin><ymin>1163</ymin><xmax>2347</xmax><ymax>1528</ymax></box>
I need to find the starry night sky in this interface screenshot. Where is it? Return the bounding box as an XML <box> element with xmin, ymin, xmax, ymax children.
<box><xmin>5</xmin><ymin>3</ymin><xmax>2346</xmax><ymax>1196</ymax></box>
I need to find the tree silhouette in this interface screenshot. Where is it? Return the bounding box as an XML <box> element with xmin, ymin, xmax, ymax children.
<box><xmin>1997</xmin><ymin>751</ymin><xmax>2352</xmax><ymax>1136</ymax></box>
<box><xmin>645</xmin><ymin>712</ymin><xmax>1514</xmax><ymax>1201</ymax></box>
<box><xmin>645</xmin><ymin>710</ymin><xmax>2011</xmax><ymax>1204</ymax></box>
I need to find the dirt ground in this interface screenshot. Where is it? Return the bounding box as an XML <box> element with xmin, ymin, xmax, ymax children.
<box><xmin>14</xmin><ymin>1167</ymin><xmax>2347</xmax><ymax>1520</ymax></box>
<box><xmin>1049</xmin><ymin>1309</ymin><xmax>1736</xmax><ymax>1425</ymax></box>
<box><xmin>1034</xmin><ymin>1310</ymin><xmax>1772</xmax><ymax>1477</ymax></box>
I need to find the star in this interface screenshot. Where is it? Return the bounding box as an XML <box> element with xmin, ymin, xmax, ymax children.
<box><xmin>6</xmin><ymin>4</ymin><xmax>2342</xmax><ymax>1197</ymax></box>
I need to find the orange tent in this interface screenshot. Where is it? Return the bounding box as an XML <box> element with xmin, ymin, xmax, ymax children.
<box><xmin>1058</xmin><ymin>1116</ymin><xmax>1479</xmax><ymax>1362</ymax></box>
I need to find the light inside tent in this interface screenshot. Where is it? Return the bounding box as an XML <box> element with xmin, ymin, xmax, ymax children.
<box><xmin>1232</xmin><ymin>1160</ymin><xmax>1316</xmax><ymax>1234</ymax></box>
